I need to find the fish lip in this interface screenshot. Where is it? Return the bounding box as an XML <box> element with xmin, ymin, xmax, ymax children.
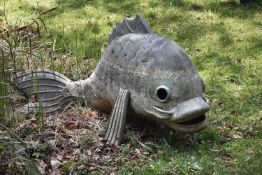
<box><xmin>147</xmin><ymin>109</ymin><xmax>208</xmax><ymax>132</ymax></box>
<box><xmin>162</xmin><ymin>115</ymin><xmax>208</xmax><ymax>133</ymax></box>
<box><xmin>150</xmin><ymin>97</ymin><xmax>209</xmax><ymax>132</ymax></box>
<box><xmin>152</xmin><ymin>97</ymin><xmax>210</xmax><ymax>122</ymax></box>
<box><xmin>177</xmin><ymin>115</ymin><xmax>206</xmax><ymax>126</ymax></box>
<box><xmin>170</xmin><ymin>97</ymin><xmax>210</xmax><ymax>122</ymax></box>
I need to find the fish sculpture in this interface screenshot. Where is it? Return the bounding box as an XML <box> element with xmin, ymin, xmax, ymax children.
<box><xmin>13</xmin><ymin>15</ymin><xmax>210</xmax><ymax>145</ymax></box>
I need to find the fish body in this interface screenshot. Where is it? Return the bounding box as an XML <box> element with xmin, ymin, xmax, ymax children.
<box><xmin>13</xmin><ymin>15</ymin><xmax>210</xmax><ymax>145</ymax></box>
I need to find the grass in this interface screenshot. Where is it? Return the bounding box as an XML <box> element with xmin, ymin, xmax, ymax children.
<box><xmin>0</xmin><ymin>0</ymin><xmax>262</xmax><ymax>174</ymax></box>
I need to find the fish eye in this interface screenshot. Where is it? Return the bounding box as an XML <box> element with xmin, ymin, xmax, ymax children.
<box><xmin>156</xmin><ymin>86</ymin><xmax>169</xmax><ymax>102</ymax></box>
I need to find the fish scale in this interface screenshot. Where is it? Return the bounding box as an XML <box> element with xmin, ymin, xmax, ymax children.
<box><xmin>13</xmin><ymin>15</ymin><xmax>210</xmax><ymax>145</ymax></box>
<box><xmin>107</xmin><ymin>34</ymin><xmax>160</xmax><ymax>68</ymax></box>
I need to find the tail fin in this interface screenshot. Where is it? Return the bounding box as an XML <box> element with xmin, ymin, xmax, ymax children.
<box><xmin>12</xmin><ymin>69</ymin><xmax>79</xmax><ymax>115</ymax></box>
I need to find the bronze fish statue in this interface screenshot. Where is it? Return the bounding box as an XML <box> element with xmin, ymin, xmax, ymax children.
<box><xmin>13</xmin><ymin>15</ymin><xmax>210</xmax><ymax>145</ymax></box>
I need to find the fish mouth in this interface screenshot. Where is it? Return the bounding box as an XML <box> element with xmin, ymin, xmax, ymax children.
<box><xmin>177</xmin><ymin>114</ymin><xmax>206</xmax><ymax>126</ymax></box>
<box><xmin>162</xmin><ymin>114</ymin><xmax>207</xmax><ymax>133</ymax></box>
<box><xmin>150</xmin><ymin>97</ymin><xmax>209</xmax><ymax>133</ymax></box>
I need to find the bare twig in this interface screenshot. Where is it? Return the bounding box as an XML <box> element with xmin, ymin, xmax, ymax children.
<box><xmin>40</xmin><ymin>7</ymin><xmax>58</xmax><ymax>16</ymax></box>
<box><xmin>132</xmin><ymin>136</ymin><xmax>153</xmax><ymax>152</ymax></box>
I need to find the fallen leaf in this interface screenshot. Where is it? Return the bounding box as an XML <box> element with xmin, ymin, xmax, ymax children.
<box><xmin>87</xmin><ymin>150</ymin><xmax>92</xmax><ymax>156</ymax></box>
<box><xmin>50</xmin><ymin>159</ymin><xmax>61</xmax><ymax>175</ymax></box>
<box><xmin>83</xmin><ymin>112</ymin><xmax>91</xmax><ymax>121</ymax></box>
<box><xmin>90</xmin><ymin>111</ymin><xmax>98</xmax><ymax>117</ymax></box>
<box><xmin>134</xmin><ymin>148</ymin><xmax>142</xmax><ymax>158</ymax></box>
<box><xmin>56</xmin><ymin>126</ymin><xmax>65</xmax><ymax>133</ymax></box>
<box><xmin>232</xmin><ymin>132</ymin><xmax>243</xmax><ymax>139</ymax></box>
<box><xmin>30</xmin><ymin>117</ymin><xmax>38</xmax><ymax>124</ymax></box>
<box><xmin>56</xmin><ymin>155</ymin><xmax>63</xmax><ymax>161</ymax></box>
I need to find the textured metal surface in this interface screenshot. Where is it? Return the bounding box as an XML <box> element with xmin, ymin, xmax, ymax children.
<box><xmin>13</xmin><ymin>15</ymin><xmax>210</xmax><ymax>145</ymax></box>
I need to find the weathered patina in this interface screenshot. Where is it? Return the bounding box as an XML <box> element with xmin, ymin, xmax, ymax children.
<box><xmin>13</xmin><ymin>15</ymin><xmax>210</xmax><ymax>145</ymax></box>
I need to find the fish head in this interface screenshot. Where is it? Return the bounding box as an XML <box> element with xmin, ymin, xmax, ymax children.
<box><xmin>131</xmin><ymin>37</ymin><xmax>210</xmax><ymax>133</ymax></box>
<box><xmin>144</xmin><ymin>77</ymin><xmax>210</xmax><ymax>133</ymax></box>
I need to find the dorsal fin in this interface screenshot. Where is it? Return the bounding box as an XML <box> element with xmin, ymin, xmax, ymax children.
<box><xmin>108</xmin><ymin>14</ymin><xmax>152</xmax><ymax>44</ymax></box>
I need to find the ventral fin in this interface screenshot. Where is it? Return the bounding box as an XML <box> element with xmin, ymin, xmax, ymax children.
<box><xmin>109</xmin><ymin>14</ymin><xmax>152</xmax><ymax>44</ymax></box>
<box><xmin>105</xmin><ymin>88</ymin><xmax>129</xmax><ymax>145</ymax></box>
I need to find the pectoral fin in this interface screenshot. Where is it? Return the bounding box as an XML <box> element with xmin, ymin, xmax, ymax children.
<box><xmin>105</xmin><ymin>88</ymin><xmax>129</xmax><ymax>145</ymax></box>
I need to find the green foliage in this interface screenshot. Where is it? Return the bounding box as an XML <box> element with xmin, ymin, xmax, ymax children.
<box><xmin>0</xmin><ymin>125</ymin><xmax>42</xmax><ymax>175</ymax></box>
<box><xmin>60</xmin><ymin>160</ymin><xmax>73</xmax><ymax>174</ymax></box>
<box><xmin>0</xmin><ymin>0</ymin><xmax>261</xmax><ymax>174</ymax></box>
